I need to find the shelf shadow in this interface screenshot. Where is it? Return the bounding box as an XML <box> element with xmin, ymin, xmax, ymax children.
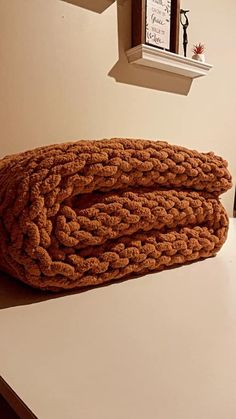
<box><xmin>109</xmin><ymin>0</ymin><xmax>193</xmax><ymax>95</ymax></box>
<box><xmin>61</xmin><ymin>0</ymin><xmax>115</xmax><ymax>13</ymax></box>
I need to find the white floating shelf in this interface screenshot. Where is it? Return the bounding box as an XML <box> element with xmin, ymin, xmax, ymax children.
<box><xmin>126</xmin><ymin>44</ymin><xmax>213</xmax><ymax>79</ymax></box>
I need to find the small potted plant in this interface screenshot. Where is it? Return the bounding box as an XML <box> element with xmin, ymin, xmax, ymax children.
<box><xmin>192</xmin><ymin>43</ymin><xmax>205</xmax><ymax>63</ymax></box>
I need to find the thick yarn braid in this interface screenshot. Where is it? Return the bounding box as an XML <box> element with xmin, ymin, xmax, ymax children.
<box><xmin>0</xmin><ymin>139</ymin><xmax>232</xmax><ymax>291</ymax></box>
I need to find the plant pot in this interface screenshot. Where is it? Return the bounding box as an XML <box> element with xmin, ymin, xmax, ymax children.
<box><xmin>192</xmin><ymin>53</ymin><xmax>205</xmax><ymax>63</ymax></box>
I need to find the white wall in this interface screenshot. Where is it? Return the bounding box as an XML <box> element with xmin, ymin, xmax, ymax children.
<box><xmin>0</xmin><ymin>0</ymin><xmax>235</xmax><ymax>213</ymax></box>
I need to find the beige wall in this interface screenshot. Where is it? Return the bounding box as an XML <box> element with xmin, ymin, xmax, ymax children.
<box><xmin>0</xmin><ymin>0</ymin><xmax>235</xmax><ymax>213</ymax></box>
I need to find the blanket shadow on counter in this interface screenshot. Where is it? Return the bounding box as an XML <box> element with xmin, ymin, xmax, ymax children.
<box><xmin>0</xmin><ymin>257</ymin><xmax>215</xmax><ymax>309</ymax></box>
<box><xmin>0</xmin><ymin>272</ymin><xmax>95</xmax><ymax>310</ymax></box>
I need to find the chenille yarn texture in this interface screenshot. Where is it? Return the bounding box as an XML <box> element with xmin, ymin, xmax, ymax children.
<box><xmin>0</xmin><ymin>138</ymin><xmax>232</xmax><ymax>291</ymax></box>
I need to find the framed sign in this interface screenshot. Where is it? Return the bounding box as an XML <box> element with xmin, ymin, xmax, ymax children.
<box><xmin>132</xmin><ymin>0</ymin><xmax>180</xmax><ymax>54</ymax></box>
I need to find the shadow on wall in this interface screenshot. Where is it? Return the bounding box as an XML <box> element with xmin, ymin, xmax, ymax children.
<box><xmin>109</xmin><ymin>0</ymin><xmax>192</xmax><ymax>95</ymax></box>
<box><xmin>61</xmin><ymin>0</ymin><xmax>115</xmax><ymax>13</ymax></box>
<box><xmin>61</xmin><ymin>0</ymin><xmax>192</xmax><ymax>94</ymax></box>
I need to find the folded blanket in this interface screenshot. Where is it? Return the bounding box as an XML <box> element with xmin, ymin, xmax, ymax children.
<box><xmin>0</xmin><ymin>139</ymin><xmax>232</xmax><ymax>291</ymax></box>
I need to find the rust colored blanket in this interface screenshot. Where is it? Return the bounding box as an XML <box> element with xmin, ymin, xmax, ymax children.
<box><xmin>0</xmin><ymin>139</ymin><xmax>232</xmax><ymax>291</ymax></box>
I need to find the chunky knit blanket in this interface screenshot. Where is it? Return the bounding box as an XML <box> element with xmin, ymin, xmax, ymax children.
<box><xmin>0</xmin><ymin>139</ymin><xmax>232</xmax><ymax>291</ymax></box>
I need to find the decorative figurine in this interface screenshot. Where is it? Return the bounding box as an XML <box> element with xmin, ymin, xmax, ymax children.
<box><xmin>180</xmin><ymin>9</ymin><xmax>190</xmax><ymax>57</ymax></box>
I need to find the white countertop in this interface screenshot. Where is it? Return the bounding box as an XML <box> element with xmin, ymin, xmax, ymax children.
<box><xmin>1</xmin><ymin>219</ymin><xmax>236</xmax><ymax>419</ymax></box>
